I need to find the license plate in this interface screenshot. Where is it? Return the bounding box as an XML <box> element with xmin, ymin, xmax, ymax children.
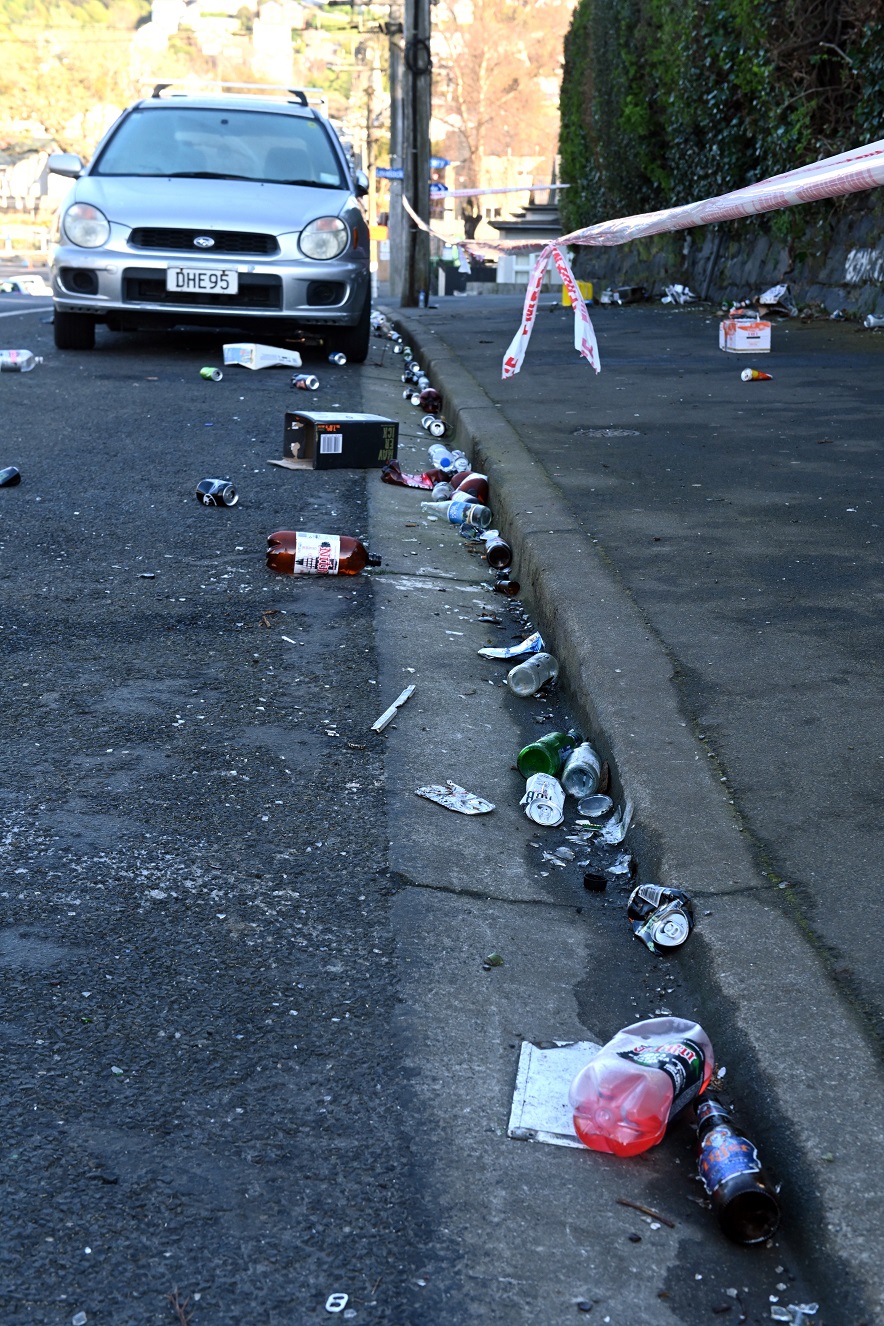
<box><xmin>165</xmin><ymin>265</ymin><xmax>239</xmax><ymax>295</ymax></box>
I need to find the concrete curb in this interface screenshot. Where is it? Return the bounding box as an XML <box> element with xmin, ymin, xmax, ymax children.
<box><xmin>389</xmin><ymin>307</ymin><xmax>884</xmax><ymax>1323</ymax></box>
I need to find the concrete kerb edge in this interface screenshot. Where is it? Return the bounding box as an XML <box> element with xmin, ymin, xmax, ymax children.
<box><xmin>388</xmin><ymin>307</ymin><xmax>884</xmax><ymax>1320</ymax></box>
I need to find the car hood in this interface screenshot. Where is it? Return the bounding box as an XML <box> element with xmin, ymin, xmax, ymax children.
<box><xmin>72</xmin><ymin>176</ymin><xmax>354</xmax><ymax>235</ymax></box>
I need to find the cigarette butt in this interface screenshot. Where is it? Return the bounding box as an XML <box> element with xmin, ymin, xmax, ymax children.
<box><xmin>741</xmin><ymin>368</ymin><xmax>773</xmax><ymax>381</ymax></box>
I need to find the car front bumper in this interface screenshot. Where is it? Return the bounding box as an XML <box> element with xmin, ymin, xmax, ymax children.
<box><xmin>50</xmin><ymin>244</ymin><xmax>369</xmax><ymax>328</ymax></box>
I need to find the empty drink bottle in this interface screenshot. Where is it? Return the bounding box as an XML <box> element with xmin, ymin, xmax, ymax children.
<box><xmin>696</xmin><ymin>1097</ymin><xmax>780</xmax><ymax>1244</ymax></box>
<box><xmin>561</xmin><ymin>741</ymin><xmax>602</xmax><ymax>797</ymax></box>
<box><xmin>0</xmin><ymin>349</ymin><xmax>42</xmax><ymax>372</ymax></box>
<box><xmin>0</xmin><ymin>465</ymin><xmax>21</xmax><ymax>487</ymax></box>
<box><xmin>507</xmin><ymin>652</ymin><xmax>559</xmax><ymax>697</ymax></box>
<box><xmin>431</xmin><ymin>481</ymin><xmax>453</xmax><ymax>501</ymax></box>
<box><xmin>569</xmin><ymin>1016</ymin><xmax>714</xmax><ymax>1157</ymax></box>
<box><xmin>517</xmin><ymin>728</ymin><xmax>580</xmax><ymax>777</ymax></box>
<box><xmin>483</xmin><ymin>534</ymin><xmax>512</xmax><ymax>569</ymax></box>
<box><xmin>266</xmin><ymin>530</ymin><xmax>381</xmax><ymax>576</ymax></box>
<box><xmin>451</xmin><ymin>472</ymin><xmax>490</xmax><ymax>504</ymax></box>
<box><xmin>428</xmin><ymin>443</ymin><xmax>454</xmax><ymax>470</ymax></box>
<box><xmin>420</xmin><ymin>498</ymin><xmax>492</xmax><ymax>529</ymax></box>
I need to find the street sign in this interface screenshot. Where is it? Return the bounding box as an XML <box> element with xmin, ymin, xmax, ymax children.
<box><xmin>430</xmin><ymin>156</ymin><xmax>450</xmax><ymax>169</ymax></box>
<box><xmin>375</xmin><ymin>167</ymin><xmax>404</xmax><ymax>180</ymax></box>
<box><xmin>429</xmin><ymin>182</ymin><xmax>448</xmax><ymax>195</ymax></box>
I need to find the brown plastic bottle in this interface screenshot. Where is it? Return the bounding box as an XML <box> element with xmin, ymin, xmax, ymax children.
<box><xmin>266</xmin><ymin>530</ymin><xmax>381</xmax><ymax>576</ymax></box>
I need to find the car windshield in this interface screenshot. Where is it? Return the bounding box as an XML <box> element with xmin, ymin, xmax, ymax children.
<box><xmin>93</xmin><ymin>106</ymin><xmax>347</xmax><ymax>188</ymax></box>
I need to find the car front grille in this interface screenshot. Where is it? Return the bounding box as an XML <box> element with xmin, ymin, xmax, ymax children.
<box><xmin>122</xmin><ymin>269</ymin><xmax>283</xmax><ymax>309</ymax></box>
<box><xmin>128</xmin><ymin>228</ymin><xmax>280</xmax><ymax>256</ymax></box>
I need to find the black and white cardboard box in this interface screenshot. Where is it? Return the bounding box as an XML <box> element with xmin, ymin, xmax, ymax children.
<box><xmin>279</xmin><ymin>411</ymin><xmax>398</xmax><ymax>470</ymax></box>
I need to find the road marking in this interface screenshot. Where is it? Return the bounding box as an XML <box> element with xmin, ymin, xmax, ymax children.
<box><xmin>0</xmin><ymin>304</ymin><xmax>52</xmax><ymax>318</ymax></box>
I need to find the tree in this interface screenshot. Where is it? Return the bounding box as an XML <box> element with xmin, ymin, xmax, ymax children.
<box><xmin>432</xmin><ymin>0</ymin><xmax>575</xmax><ymax>190</ymax></box>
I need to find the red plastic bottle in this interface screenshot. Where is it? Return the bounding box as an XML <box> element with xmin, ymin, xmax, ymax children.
<box><xmin>569</xmin><ymin>1017</ymin><xmax>714</xmax><ymax>1157</ymax></box>
<box><xmin>266</xmin><ymin>530</ymin><xmax>381</xmax><ymax>576</ymax></box>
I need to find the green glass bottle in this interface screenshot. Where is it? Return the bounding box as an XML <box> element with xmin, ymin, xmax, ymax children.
<box><xmin>517</xmin><ymin>729</ymin><xmax>581</xmax><ymax>778</ymax></box>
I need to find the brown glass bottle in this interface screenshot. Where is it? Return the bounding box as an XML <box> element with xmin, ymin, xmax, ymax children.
<box><xmin>484</xmin><ymin>534</ymin><xmax>512</xmax><ymax>569</ymax></box>
<box><xmin>696</xmin><ymin>1097</ymin><xmax>780</xmax><ymax>1244</ymax></box>
<box><xmin>266</xmin><ymin>530</ymin><xmax>381</xmax><ymax>576</ymax></box>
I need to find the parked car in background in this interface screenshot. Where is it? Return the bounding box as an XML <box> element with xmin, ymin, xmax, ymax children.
<box><xmin>0</xmin><ymin>275</ymin><xmax>53</xmax><ymax>296</ymax></box>
<box><xmin>48</xmin><ymin>83</ymin><xmax>371</xmax><ymax>358</ymax></box>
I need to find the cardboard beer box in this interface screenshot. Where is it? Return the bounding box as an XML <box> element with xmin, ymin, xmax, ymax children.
<box><xmin>280</xmin><ymin>410</ymin><xmax>398</xmax><ymax>470</ymax></box>
<box><xmin>719</xmin><ymin>318</ymin><xmax>771</xmax><ymax>353</ymax></box>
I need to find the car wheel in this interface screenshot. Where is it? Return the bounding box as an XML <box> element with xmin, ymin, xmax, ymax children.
<box><xmin>54</xmin><ymin>311</ymin><xmax>96</xmax><ymax>350</ymax></box>
<box><xmin>334</xmin><ymin>293</ymin><xmax>371</xmax><ymax>363</ymax></box>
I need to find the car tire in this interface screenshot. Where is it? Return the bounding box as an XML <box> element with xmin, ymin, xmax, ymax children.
<box><xmin>54</xmin><ymin>311</ymin><xmax>96</xmax><ymax>350</ymax></box>
<box><xmin>334</xmin><ymin>293</ymin><xmax>371</xmax><ymax>363</ymax></box>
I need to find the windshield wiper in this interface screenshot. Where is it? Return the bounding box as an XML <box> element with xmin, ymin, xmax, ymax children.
<box><xmin>166</xmin><ymin>171</ymin><xmax>255</xmax><ymax>181</ymax></box>
<box><xmin>265</xmin><ymin>178</ymin><xmax>342</xmax><ymax>189</ymax></box>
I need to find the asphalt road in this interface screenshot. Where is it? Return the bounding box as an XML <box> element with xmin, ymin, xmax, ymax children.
<box><xmin>0</xmin><ymin>301</ymin><xmax>855</xmax><ymax>1324</ymax></box>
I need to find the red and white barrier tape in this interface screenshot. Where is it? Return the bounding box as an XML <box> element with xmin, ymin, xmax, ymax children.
<box><xmin>403</xmin><ymin>138</ymin><xmax>884</xmax><ymax>377</ymax></box>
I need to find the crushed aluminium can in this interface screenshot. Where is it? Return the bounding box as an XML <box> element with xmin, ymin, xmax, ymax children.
<box><xmin>196</xmin><ymin>477</ymin><xmax>239</xmax><ymax>507</ymax></box>
<box><xmin>292</xmin><ymin>372</ymin><xmax>320</xmax><ymax>390</ymax></box>
<box><xmin>520</xmin><ymin>773</ymin><xmax>565</xmax><ymax>827</ymax></box>
<box><xmin>627</xmin><ymin>884</ymin><xmax>694</xmax><ymax>954</ymax></box>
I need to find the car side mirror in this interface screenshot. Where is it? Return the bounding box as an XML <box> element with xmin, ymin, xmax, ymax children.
<box><xmin>354</xmin><ymin>169</ymin><xmax>370</xmax><ymax>198</ymax></box>
<box><xmin>48</xmin><ymin>152</ymin><xmax>84</xmax><ymax>178</ymax></box>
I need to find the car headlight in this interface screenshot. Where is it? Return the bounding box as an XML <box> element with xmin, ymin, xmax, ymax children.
<box><xmin>298</xmin><ymin>217</ymin><xmax>348</xmax><ymax>260</ymax></box>
<box><xmin>63</xmin><ymin>203</ymin><xmax>110</xmax><ymax>248</ymax></box>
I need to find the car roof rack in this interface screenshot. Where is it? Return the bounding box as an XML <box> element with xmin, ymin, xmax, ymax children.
<box><xmin>149</xmin><ymin>81</ymin><xmax>328</xmax><ymax>110</ymax></box>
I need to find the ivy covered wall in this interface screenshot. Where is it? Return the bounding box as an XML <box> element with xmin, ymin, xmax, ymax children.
<box><xmin>559</xmin><ymin>0</ymin><xmax>884</xmax><ymax>238</ymax></box>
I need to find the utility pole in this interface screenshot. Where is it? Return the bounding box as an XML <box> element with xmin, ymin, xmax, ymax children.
<box><xmin>387</xmin><ymin>0</ymin><xmax>405</xmax><ymax>301</ymax></box>
<box><xmin>401</xmin><ymin>0</ymin><xmax>431</xmax><ymax>306</ymax></box>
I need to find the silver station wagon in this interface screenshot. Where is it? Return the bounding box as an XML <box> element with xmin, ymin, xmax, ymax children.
<box><xmin>49</xmin><ymin>84</ymin><xmax>372</xmax><ymax>359</ymax></box>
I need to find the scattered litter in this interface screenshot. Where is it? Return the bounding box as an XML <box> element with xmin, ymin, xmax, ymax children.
<box><xmin>741</xmin><ymin>368</ymin><xmax>773</xmax><ymax>381</ymax></box>
<box><xmin>0</xmin><ymin>465</ymin><xmax>21</xmax><ymax>487</ymax></box>
<box><xmin>328</xmin><ymin>351</ymin><xmax>347</xmax><ymax>365</ymax></box>
<box><xmin>223</xmin><ymin>342</ymin><xmax>302</xmax><ymax>369</ymax></box>
<box><xmin>864</xmin><ymin>313</ymin><xmax>884</xmax><ymax>329</ymax></box>
<box><xmin>542</xmin><ymin>851</ymin><xmax>568</xmax><ymax>868</ymax></box>
<box><xmin>72</xmin><ymin>1314</ymin><xmax>88</xmax><ymax>1326</ymax></box>
<box><xmin>381</xmin><ymin>460</ymin><xmax>437</xmax><ymax>490</ymax></box>
<box><xmin>578</xmin><ymin>794</ymin><xmax>613</xmax><ymax>818</ymax></box>
<box><xmin>770</xmin><ymin>1306</ymin><xmax>818</xmax><ymax>1324</ymax></box>
<box><xmin>569</xmin><ymin>1016</ymin><xmax>713</xmax><ymax>1155</ymax></box>
<box><xmin>598</xmin><ymin>799</ymin><xmax>634</xmax><ymax>844</ymax></box>
<box><xmin>697</xmin><ymin>1096</ymin><xmax>780</xmax><ymax>1244</ymax></box>
<box><xmin>756</xmin><ymin>283</ymin><xmax>797</xmax><ymax>317</ymax></box>
<box><xmin>292</xmin><ymin>372</ymin><xmax>320</xmax><ymax>390</ymax></box>
<box><xmin>662</xmin><ymin>284</ymin><xmax>699</xmax><ymax>305</ymax></box>
<box><xmin>0</xmin><ymin>348</ymin><xmax>42</xmax><ymax>372</ymax></box>
<box><xmin>325</xmin><ymin>1292</ymin><xmax>349</xmax><ymax>1313</ymax></box>
<box><xmin>415</xmin><ymin>781</ymin><xmax>495</xmax><ymax>815</ymax></box>
<box><xmin>720</xmin><ymin>316</ymin><xmax>771</xmax><ymax>354</ymax></box>
<box><xmin>195</xmin><ymin>477</ymin><xmax>238</xmax><ymax>507</ymax></box>
<box><xmin>507</xmin><ymin>651</ymin><xmax>559</xmax><ymax>696</ymax></box>
<box><xmin>628</xmin><ymin>884</ymin><xmax>695</xmax><ymax>953</ymax></box>
<box><xmin>508</xmin><ymin>1040</ymin><xmax>602</xmax><ymax>1147</ymax></box>
<box><xmin>110</xmin><ymin>1066</ymin><xmax>124</xmax><ymax>1076</ymax></box>
<box><xmin>266</xmin><ymin>530</ymin><xmax>381</xmax><ymax>576</ymax></box>
<box><xmin>561</xmin><ymin>740</ymin><xmax>602</xmax><ymax>797</ymax></box>
<box><xmin>199</xmin><ymin>366</ymin><xmax>222</xmax><ymax>381</ymax></box>
<box><xmin>600</xmin><ymin>286</ymin><xmax>646</xmax><ymax>305</ymax></box>
<box><xmin>371</xmin><ymin>684</ymin><xmax>416</xmax><ymax>732</ymax></box>
<box><xmin>483</xmin><ymin>952</ymin><xmax>504</xmax><ymax>969</ymax></box>
<box><xmin>521</xmin><ymin>772</ymin><xmax>565</xmax><ymax>826</ymax></box>
<box><xmin>518</xmin><ymin>729</ymin><xmax>579</xmax><ymax>777</ymax></box>
<box><xmin>478</xmin><ymin>631</ymin><xmax>543</xmax><ymax>660</ymax></box>
<box><xmin>138</xmin><ymin>571</ymin><xmax>156</xmax><ymax>579</ymax></box>
<box><xmin>616</xmin><ymin>1197</ymin><xmax>676</xmax><ymax>1228</ymax></box>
